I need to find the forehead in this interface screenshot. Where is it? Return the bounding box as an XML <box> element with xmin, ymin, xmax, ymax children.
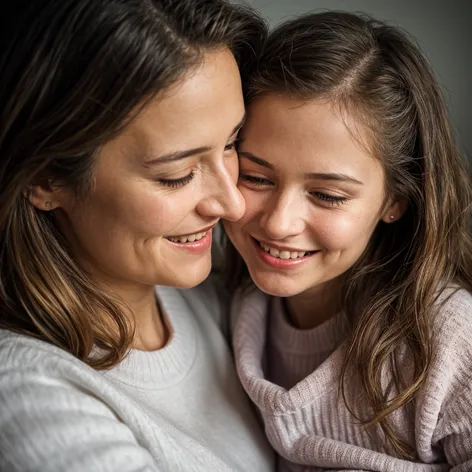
<box><xmin>241</xmin><ymin>94</ymin><xmax>382</xmax><ymax>179</ymax></box>
<box><xmin>117</xmin><ymin>48</ymin><xmax>245</xmax><ymax>154</ymax></box>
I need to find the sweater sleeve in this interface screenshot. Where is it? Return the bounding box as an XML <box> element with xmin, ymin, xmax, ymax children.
<box><xmin>428</xmin><ymin>289</ymin><xmax>472</xmax><ymax>469</ymax></box>
<box><xmin>437</xmin><ymin>382</ymin><xmax>472</xmax><ymax>471</ymax></box>
<box><xmin>0</xmin><ymin>341</ymin><xmax>160</xmax><ymax>472</ymax></box>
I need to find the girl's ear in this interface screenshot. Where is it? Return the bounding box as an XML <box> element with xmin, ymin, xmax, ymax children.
<box><xmin>381</xmin><ymin>197</ymin><xmax>408</xmax><ymax>223</ymax></box>
<box><xmin>26</xmin><ymin>179</ymin><xmax>62</xmax><ymax>212</ymax></box>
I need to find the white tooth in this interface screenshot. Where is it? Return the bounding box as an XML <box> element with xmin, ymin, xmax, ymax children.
<box><xmin>298</xmin><ymin>252</ymin><xmax>305</xmax><ymax>257</ymax></box>
<box><xmin>290</xmin><ymin>252</ymin><xmax>298</xmax><ymax>259</ymax></box>
<box><xmin>169</xmin><ymin>231</ymin><xmax>209</xmax><ymax>243</ymax></box>
<box><xmin>279</xmin><ymin>251</ymin><xmax>290</xmax><ymax>259</ymax></box>
<box><xmin>269</xmin><ymin>247</ymin><xmax>279</xmax><ymax>257</ymax></box>
<box><xmin>264</xmin><ymin>245</ymin><xmax>270</xmax><ymax>252</ymax></box>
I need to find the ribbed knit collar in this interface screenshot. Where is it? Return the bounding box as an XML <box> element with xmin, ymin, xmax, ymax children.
<box><xmin>269</xmin><ymin>296</ymin><xmax>344</xmax><ymax>356</ymax></box>
<box><xmin>233</xmin><ymin>287</ymin><xmax>345</xmax><ymax>413</ymax></box>
<box><xmin>104</xmin><ymin>285</ymin><xmax>197</xmax><ymax>390</ymax></box>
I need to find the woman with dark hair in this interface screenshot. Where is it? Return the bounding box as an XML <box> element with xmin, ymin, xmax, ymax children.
<box><xmin>0</xmin><ymin>1</ymin><xmax>273</xmax><ymax>470</ymax></box>
<box><xmin>225</xmin><ymin>11</ymin><xmax>472</xmax><ymax>471</ymax></box>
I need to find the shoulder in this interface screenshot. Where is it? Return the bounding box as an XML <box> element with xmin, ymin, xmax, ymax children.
<box><xmin>0</xmin><ymin>329</ymin><xmax>106</xmax><ymax>419</ymax></box>
<box><xmin>0</xmin><ymin>329</ymin><xmax>106</xmax><ymax>396</ymax></box>
<box><xmin>420</xmin><ymin>290</ymin><xmax>472</xmax><ymax>458</ymax></box>
<box><xmin>0</xmin><ymin>329</ymin><xmax>84</xmax><ymax>373</ymax></box>
<box><xmin>0</xmin><ymin>331</ymin><xmax>157</xmax><ymax>471</ymax></box>
<box><xmin>424</xmin><ymin>288</ymin><xmax>472</xmax><ymax>401</ymax></box>
<box><xmin>432</xmin><ymin>287</ymin><xmax>472</xmax><ymax>348</ymax></box>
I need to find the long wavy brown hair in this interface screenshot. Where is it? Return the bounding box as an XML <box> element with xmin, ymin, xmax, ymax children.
<box><xmin>0</xmin><ymin>0</ymin><xmax>267</xmax><ymax>370</ymax></box>
<box><xmin>226</xmin><ymin>11</ymin><xmax>472</xmax><ymax>459</ymax></box>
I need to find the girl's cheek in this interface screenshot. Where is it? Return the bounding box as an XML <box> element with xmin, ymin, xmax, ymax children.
<box><xmin>314</xmin><ymin>212</ymin><xmax>369</xmax><ymax>247</ymax></box>
<box><xmin>240</xmin><ymin>191</ymin><xmax>264</xmax><ymax>220</ymax></box>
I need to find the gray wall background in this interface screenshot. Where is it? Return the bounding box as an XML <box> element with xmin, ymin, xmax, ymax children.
<box><xmin>236</xmin><ymin>0</ymin><xmax>472</xmax><ymax>160</ymax></box>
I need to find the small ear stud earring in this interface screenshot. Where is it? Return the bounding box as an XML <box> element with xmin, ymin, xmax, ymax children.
<box><xmin>389</xmin><ymin>215</ymin><xmax>395</xmax><ymax>220</ymax></box>
<box><xmin>44</xmin><ymin>201</ymin><xmax>55</xmax><ymax>216</ymax></box>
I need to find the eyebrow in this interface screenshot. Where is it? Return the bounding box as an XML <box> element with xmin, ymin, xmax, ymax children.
<box><xmin>238</xmin><ymin>151</ymin><xmax>364</xmax><ymax>186</ymax></box>
<box><xmin>144</xmin><ymin>114</ymin><xmax>246</xmax><ymax>165</ymax></box>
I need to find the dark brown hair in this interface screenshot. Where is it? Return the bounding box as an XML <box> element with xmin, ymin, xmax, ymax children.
<box><xmin>0</xmin><ymin>0</ymin><xmax>267</xmax><ymax>369</ymax></box>
<box><xmin>227</xmin><ymin>11</ymin><xmax>472</xmax><ymax>458</ymax></box>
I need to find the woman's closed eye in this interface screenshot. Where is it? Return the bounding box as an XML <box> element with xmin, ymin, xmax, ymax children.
<box><xmin>157</xmin><ymin>171</ymin><xmax>195</xmax><ymax>188</ymax></box>
<box><xmin>225</xmin><ymin>137</ymin><xmax>240</xmax><ymax>152</ymax></box>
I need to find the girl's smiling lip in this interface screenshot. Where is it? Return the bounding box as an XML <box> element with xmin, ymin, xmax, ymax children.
<box><xmin>252</xmin><ymin>236</ymin><xmax>315</xmax><ymax>253</ymax></box>
<box><xmin>251</xmin><ymin>236</ymin><xmax>319</xmax><ymax>269</ymax></box>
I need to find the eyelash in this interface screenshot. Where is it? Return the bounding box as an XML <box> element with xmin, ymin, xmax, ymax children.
<box><xmin>225</xmin><ymin>138</ymin><xmax>240</xmax><ymax>151</ymax></box>
<box><xmin>239</xmin><ymin>175</ymin><xmax>348</xmax><ymax>206</ymax></box>
<box><xmin>311</xmin><ymin>192</ymin><xmax>347</xmax><ymax>206</ymax></box>
<box><xmin>240</xmin><ymin>175</ymin><xmax>270</xmax><ymax>186</ymax></box>
<box><xmin>157</xmin><ymin>139</ymin><xmax>239</xmax><ymax>188</ymax></box>
<box><xmin>158</xmin><ymin>171</ymin><xmax>195</xmax><ymax>188</ymax></box>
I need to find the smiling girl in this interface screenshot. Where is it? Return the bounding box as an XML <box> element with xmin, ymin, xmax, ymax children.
<box><xmin>225</xmin><ymin>11</ymin><xmax>472</xmax><ymax>472</ymax></box>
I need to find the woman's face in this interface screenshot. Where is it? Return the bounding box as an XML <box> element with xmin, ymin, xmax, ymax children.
<box><xmin>225</xmin><ymin>94</ymin><xmax>398</xmax><ymax>299</ymax></box>
<box><xmin>53</xmin><ymin>49</ymin><xmax>245</xmax><ymax>290</ymax></box>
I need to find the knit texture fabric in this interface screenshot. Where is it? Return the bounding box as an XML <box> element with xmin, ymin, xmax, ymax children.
<box><xmin>233</xmin><ymin>287</ymin><xmax>472</xmax><ymax>472</ymax></box>
<box><xmin>0</xmin><ymin>280</ymin><xmax>274</xmax><ymax>472</ymax></box>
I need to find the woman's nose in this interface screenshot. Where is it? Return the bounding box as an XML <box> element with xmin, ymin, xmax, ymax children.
<box><xmin>196</xmin><ymin>164</ymin><xmax>245</xmax><ymax>221</ymax></box>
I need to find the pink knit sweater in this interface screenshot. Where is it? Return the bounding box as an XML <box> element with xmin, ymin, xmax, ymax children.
<box><xmin>232</xmin><ymin>287</ymin><xmax>472</xmax><ymax>472</ymax></box>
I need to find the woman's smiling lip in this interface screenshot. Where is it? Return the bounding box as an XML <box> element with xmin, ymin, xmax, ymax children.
<box><xmin>164</xmin><ymin>223</ymin><xmax>217</xmax><ymax>254</ymax></box>
<box><xmin>166</xmin><ymin>222</ymin><xmax>218</xmax><ymax>239</ymax></box>
<box><xmin>166</xmin><ymin>230</ymin><xmax>213</xmax><ymax>253</ymax></box>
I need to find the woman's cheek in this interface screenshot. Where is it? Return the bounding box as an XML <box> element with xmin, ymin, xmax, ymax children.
<box><xmin>127</xmin><ymin>192</ymin><xmax>178</xmax><ymax>233</ymax></box>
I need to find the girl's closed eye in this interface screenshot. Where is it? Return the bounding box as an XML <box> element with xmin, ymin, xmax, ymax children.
<box><xmin>239</xmin><ymin>173</ymin><xmax>273</xmax><ymax>186</ymax></box>
<box><xmin>310</xmin><ymin>191</ymin><xmax>348</xmax><ymax>206</ymax></box>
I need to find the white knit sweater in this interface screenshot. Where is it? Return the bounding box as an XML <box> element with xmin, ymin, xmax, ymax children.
<box><xmin>0</xmin><ymin>280</ymin><xmax>274</xmax><ymax>472</ymax></box>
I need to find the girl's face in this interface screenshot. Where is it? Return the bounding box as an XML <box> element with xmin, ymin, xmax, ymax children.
<box><xmin>225</xmin><ymin>94</ymin><xmax>400</xmax><ymax>299</ymax></box>
<box><xmin>47</xmin><ymin>49</ymin><xmax>246</xmax><ymax>292</ymax></box>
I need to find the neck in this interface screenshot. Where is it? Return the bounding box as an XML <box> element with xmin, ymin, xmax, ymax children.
<box><xmin>128</xmin><ymin>286</ymin><xmax>171</xmax><ymax>351</ymax></box>
<box><xmin>62</xmin><ymin>231</ymin><xmax>171</xmax><ymax>351</ymax></box>
<box><xmin>102</xmin><ymin>279</ymin><xmax>171</xmax><ymax>351</ymax></box>
<box><xmin>286</xmin><ymin>279</ymin><xmax>342</xmax><ymax>330</ymax></box>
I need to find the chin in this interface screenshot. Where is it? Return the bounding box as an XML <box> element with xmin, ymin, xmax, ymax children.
<box><xmin>169</xmin><ymin>262</ymin><xmax>212</xmax><ymax>289</ymax></box>
<box><xmin>249</xmin><ymin>271</ymin><xmax>299</xmax><ymax>298</ymax></box>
